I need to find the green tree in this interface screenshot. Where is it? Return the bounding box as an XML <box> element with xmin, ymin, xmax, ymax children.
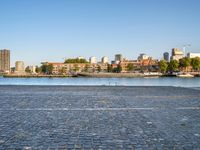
<box><xmin>97</xmin><ymin>65</ymin><xmax>101</xmax><ymax>72</ymax></box>
<box><xmin>59</xmin><ymin>67</ymin><xmax>66</xmax><ymax>74</ymax></box>
<box><xmin>107</xmin><ymin>64</ymin><xmax>112</xmax><ymax>72</ymax></box>
<box><xmin>179</xmin><ymin>57</ymin><xmax>191</xmax><ymax>72</ymax></box>
<box><xmin>113</xmin><ymin>65</ymin><xmax>122</xmax><ymax>73</ymax></box>
<box><xmin>25</xmin><ymin>66</ymin><xmax>31</xmax><ymax>73</ymax></box>
<box><xmin>47</xmin><ymin>64</ymin><xmax>53</xmax><ymax>74</ymax></box>
<box><xmin>84</xmin><ymin>64</ymin><xmax>90</xmax><ymax>72</ymax></box>
<box><xmin>41</xmin><ymin>64</ymin><xmax>53</xmax><ymax>74</ymax></box>
<box><xmin>168</xmin><ymin>60</ymin><xmax>179</xmax><ymax>72</ymax></box>
<box><xmin>127</xmin><ymin>64</ymin><xmax>135</xmax><ymax>72</ymax></box>
<box><xmin>64</xmin><ymin>58</ymin><xmax>88</xmax><ymax>63</ymax></box>
<box><xmin>73</xmin><ymin>64</ymin><xmax>79</xmax><ymax>72</ymax></box>
<box><xmin>191</xmin><ymin>57</ymin><xmax>200</xmax><ymax>71</ymax></box>
<box><xmin>159</xmin><ymin>60</ymin><xmax>168</xmax><ymax>73</ymax></box>
<box><xmin>118</xmin><ymin>65</ymin><xmax>122</xmax><ymax>73</ymax></box>
<box><xmin>41</xmin><ymin>65</ymin><xmax>47</xmax><ymax>73</ymax></box>
<box><xmin>35</xmin><ymin>66</ymin><xmax>41</xmax><ymax>73</ymax></box>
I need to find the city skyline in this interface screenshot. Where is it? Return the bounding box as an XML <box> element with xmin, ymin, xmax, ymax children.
<box><xmin>2</xmin><ymin>47</ymin><xmax>199</xmax><ymax>67</ymax></box>
<box><xmin>1</xmin><ymin>0</ymin><xmax>200</xmax><ymax>66</ymax></box>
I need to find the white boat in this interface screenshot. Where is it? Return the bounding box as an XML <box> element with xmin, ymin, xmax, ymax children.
<box><xmin>176</xmin><ymin>73</ymin><xmax>194</xmax><ymax>78</ymax></box>
<box><xmin>143</xmin><ymin>72</ymin><xmax>162</xmax><ymax>77</ymax></box>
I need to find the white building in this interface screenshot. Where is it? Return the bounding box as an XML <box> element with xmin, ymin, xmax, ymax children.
<box><xmin>170</xmin><ymin>48</ymin><xmax>184</xmax><ymax>61</ymax></box>
<box><xmin>15</xmin><ymin>61</ymin><xmax>25</xmax><ymax>73</ymax></box>
<box><xmin>187</xmin><ymin>52</ymin><xmax>200</xmax><ymax>58</ymax></box>
<box><xmin>89</xmin><ymin>57</ymin><xmax>97</xmax><ymax>64</ymax></box>
<box><xmin>101</xmin><ymin>56</ymin><xmax>109</xmax><ymax>64</ymax></box>
<box><xmin>138</xmin><ymin>53</ymin><xmax>149</xmax><ymax>60</ymax></box>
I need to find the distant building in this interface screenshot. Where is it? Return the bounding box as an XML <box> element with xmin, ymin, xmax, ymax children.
<box><xmin>42</xmin><ymin>62</ymin><xmax>87</xmax><ymax>74</ymax></box>
<box><xmin>89</xmin><ymin>57</ymin><xmax>97</xmax><ymax>64</ymax></box>
<box><xmin>171</xmin><ymin>48</ymin><xmax>184</xmax><ymax>61</ymax></box>
<box><xmin>115</xmin><ymin>54</ymin><xmax>123</xmax><ymax>62</ymax></box>
<box><xmin>114</xmin><ymin>54</ymin><xmax>123</xmax><ymax>64</ymax></box>
<box><xmin>27</xmin><ymin>66</ymin><xmax>36</xmax><ymax>73</ymax></box>
<box><xmin>0</xmin><ymin>49</ymin><xmax>10</xmax><ymax>73</ymax></box>
<box><xmin>140</xmin><ymin>58</ymin><xmax>159</xmax><ymax>72</ymax></box>
<box><xmin>163</xmin><ymin>52</ymin><xmax>169</xmax><ymax>62</ymax></box>
<box><xmin>120</xmin><ymin>60</ymin><xmax>140</xmax><ymax>73</ymax></box>
<box><xmin>138</xmin><ymin>53</ymin><xmax>149</xmax><ymax>60</ymax></box>
<box><xmin>15</xmin><ymin>61</ymin><xmax>25</xmax><ymax>73</ymax></box>
<box><xmin>187</xmin><ymin>52</ymin><xmax>200</xmax><ymax>58</ymax></box>
<box><xmin>111</xmin><ymin>60</ymin><xmax>116</xmax><ymax>65</ymax></box>
<box><xmin>101</xmin><ymin>56</ymin><xmax>109</xmax><ymax>64</ymax></box>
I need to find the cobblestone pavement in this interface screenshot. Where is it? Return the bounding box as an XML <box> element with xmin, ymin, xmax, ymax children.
<box><xmin>0</xmin><ymin>85</ymin><xmax>200</xmax><ymax>150</ymax></box>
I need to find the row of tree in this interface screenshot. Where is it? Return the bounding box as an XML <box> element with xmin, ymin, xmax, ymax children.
<box><xmin>159</xmin><ymin>57</ymin><xmax>200</xmax><ymax>73</ymax></box>
<box><xmin>29</xmin><ymin>64</ymin><xmax>54</xmax><ymax>74</ymax></box>
<box><xmin>64</xmin><ymin>58</ymin><xmax>88</xmax><ymax>64</ymax></box>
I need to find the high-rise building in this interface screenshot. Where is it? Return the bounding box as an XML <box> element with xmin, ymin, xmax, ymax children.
<box><xmin>15</xmin><ymin>61</ymin><xmax>25</xmax><ymax>73</ymax></box>
<box><xmin>0</xmin><ymin>49</ymin><xmax>10</xmax><ymax>73</ymax></box>
<box><xmin>163</xmin><ymin>52</ymin><xmax>169</xmax><ymax>62</ymax></box>
<box><xmin>115</xmin><ymin>54</ymin><xmax>123</xmax><ymax>62</ymax></box>
<box><xmin>101</xmin><ymin>56</ymin><xmax>109</xmax><ymax>64</ymax></box>
<box><xmin>170</xmin><ymin>48</ymin><xmax>184</xmax><ymax>61</ymax></box>
<box><xmin>89</xmin><ymin>57</ymin><xmax>97</xmax><ymax>64</ymax></box>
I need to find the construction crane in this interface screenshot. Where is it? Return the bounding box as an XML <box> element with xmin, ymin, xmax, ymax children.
<box><xmin>183</xmin><ymin>44</ymin><xmax>191</xmax><ymax>57</ymax></box>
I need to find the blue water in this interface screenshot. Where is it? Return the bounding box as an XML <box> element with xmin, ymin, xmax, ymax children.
<box><xmin>0</xmin><ymin>76</ymin><xmax>200</xmax><ymax>87</ymax></box>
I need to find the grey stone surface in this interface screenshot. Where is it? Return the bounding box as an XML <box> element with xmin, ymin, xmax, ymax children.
<box><xmin>0</xmin><ymin>85</ymin><xmax>200</xmax><ymax>149</ymax></box>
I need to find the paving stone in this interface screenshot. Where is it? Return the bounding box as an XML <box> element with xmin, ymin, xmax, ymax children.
<box><xmin>0</xmin><ymin>85</ymin><xmax>200</xmax><ymax>149</ymax></box>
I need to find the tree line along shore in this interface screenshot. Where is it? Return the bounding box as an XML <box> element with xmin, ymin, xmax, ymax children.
<box><xmin>2</xmin><ymin>56</ymin><xmax>200</xmax><ymax>78</ymax></box>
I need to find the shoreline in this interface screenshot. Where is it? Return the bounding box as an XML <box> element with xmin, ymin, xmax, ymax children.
<box><xmin>2</xmin><ymin>73</ymin><xmax>164</xmax><ymax>78</ymax></box>
<box><xmin>2</xmin><ymin>74</ymin><xmax>73</xmax><ymax>78</ymax></box>
<box><xmin>2</xmin><ymin>72</ymin><xmax>200</xmax><ymax>78</ymax></box>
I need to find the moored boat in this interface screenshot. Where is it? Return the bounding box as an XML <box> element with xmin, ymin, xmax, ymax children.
<box><xmin>176</xmin><ymin>73</ymin><xmax>194</xmax><ymax>78</ymax></box>
<box><xmin>143</xmin><ymin>72</ymin><xmax>162</xmax><ymax>77</ymax></box>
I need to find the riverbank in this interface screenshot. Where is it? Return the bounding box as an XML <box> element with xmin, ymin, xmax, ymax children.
<box><xmin>78</xmin><ymin>72</ymin><xmax>146</xmax><ymax>78</ymax></box>
<box><xmin>3</xmin><ymin>74</ymin><xmax>74</xmax><ymax>78</ymax></box>
<box><xmin>3</xmin><ymin>73</ymin><xmax>159</xmax><ymax>78</ymax></box>
<box><xmin>3</xmin><ymin>72</ymin><xmax>200</xmax><ymax>78</ymax></box>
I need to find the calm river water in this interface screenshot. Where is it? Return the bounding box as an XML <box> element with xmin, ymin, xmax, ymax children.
<box><xmin>0</xmin><ymin>77</ymin><xmax>200</xmax><ymax>87</ymax></box>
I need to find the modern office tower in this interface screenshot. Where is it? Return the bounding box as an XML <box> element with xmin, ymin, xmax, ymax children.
<box><xmin>15</xmin><ymin>61</ymin><xmax>25</xmax><ymax>73</ymax></box>
<box><xmin>0</xmin><ymin>49</ymin><xmax>10</xmax><ymax>73</ymax></box>
<box><xmin>101</xmin><ymin>56</ymin><xmax>109</xmax><ymax>64</ymax></box>
<box><xmin>89</xmin><ymin>56</ymin><xmax>97</xmax><ymax>64</ymax></box>
<box><xmin>187</xmin><ymin>52</ymin><xmax>200</xmax><ymax>58</ymax></box>
<box><xmin>115</xmin><ymin>54</ymin><xmax>123</xmax><ymax>62</ymax></box>
<box><xmin>163</xmin><ymin>52</ymin><xmax>169</xmax><ymax>62</ymax></box>
<box><xmin>170</xmin><ymin>48</ymin><xmax>184</xmax><ymax>61</ymax></box>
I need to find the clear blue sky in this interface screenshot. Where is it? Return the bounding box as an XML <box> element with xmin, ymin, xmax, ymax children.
<box><xmin>0</xmin><ymin>0</ymin><xmax>200</xmax><ymax>66</ymax></box>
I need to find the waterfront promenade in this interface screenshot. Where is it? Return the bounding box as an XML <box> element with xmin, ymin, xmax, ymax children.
<box><xmin>0</xmin><ymin>86</ymin><xmax>200</xmax><ymax>149</ymax></box>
